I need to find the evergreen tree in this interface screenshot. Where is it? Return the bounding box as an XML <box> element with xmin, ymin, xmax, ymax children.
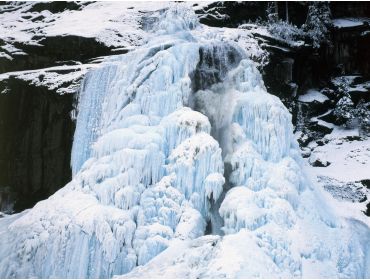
<box><xmin>266</xmin><ymin>1</ymin><xmax>278</xmax><ymax>23</ymax></box>
<box><xmin>303</xmin><ymin>2</ymin><xmax>332</xmax><ymax>48</ymax></box>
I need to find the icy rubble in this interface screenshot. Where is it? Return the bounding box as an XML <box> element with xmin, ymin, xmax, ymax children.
<box><xmin>0</xmin><ymin>4</ymin><xmax>369</xmax><ymax>279</ymax></box>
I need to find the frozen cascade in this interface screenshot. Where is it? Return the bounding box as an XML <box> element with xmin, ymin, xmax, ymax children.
<box><xmin>0</xmin><ymin>4</ymin><xmax>369</xmax><ymax>279</ymax></box>
<box><xmin>71</xmin><ymin>65</ymin><xmax>118</xmax><ymax>176</ymax></box>
<box><xmin>0</xmin><ymin>7</ymin><xmax>223</xmax><ymax>278</ymax></box>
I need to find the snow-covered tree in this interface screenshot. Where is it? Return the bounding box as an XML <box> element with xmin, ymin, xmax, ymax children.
<box><xmin>333</xmin><ymin>95</ymin><xmax>356</xmax><ymax>127</ymax></box>
<box><xmin>266</xmin><ymin>2</ymin><xmax>278</xmax><ymax>23</ymax></box>
<box><xmin>303</xmin><ymin>2</ymin><xmax>332</xmax><ymax>48</ymax></box>
<box><xmin>265</xmin><ymin>2</ymin><xmax>305</xmax><ymax>47</ymax></box>
<box><xmin>355</xmin><ymin>100</ymin><xmax>370</xmax><ymax>134</ymax></box>
<box><xmin>267</xmin><ymin>19</ymin><xmax>304</xmax><ymax>46</ymax></box>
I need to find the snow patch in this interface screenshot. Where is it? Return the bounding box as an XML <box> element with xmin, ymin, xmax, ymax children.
<box><xmin>298</xmin><ymin>89</ymin><xmax>329</xmax><ymax>103</ymax></box>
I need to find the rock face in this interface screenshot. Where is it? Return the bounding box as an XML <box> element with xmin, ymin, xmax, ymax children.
<box><xmin>329</xmin><ymin>24</ymin><xmax>370</xmax><ymax>76</ymax></box>
<box><xmin>0</xmin><ymin>35</ymin><xmax>114</xmax><ymax>74</ymax></box>
<box><xmin>0</xmin><ymin>78</ymin><xmax>75</xmax><ymax>212</ymax></box>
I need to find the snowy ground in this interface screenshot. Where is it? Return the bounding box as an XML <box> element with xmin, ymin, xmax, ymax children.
<box><xmin>297</xmin><ymin>81</ymin><xmax>370</xmax><ymax>227</ymax></box>
<box><xmin>308</xmin><ymin>133</ymin><xmax>370</xmax><ymax>182</ymax></box>
<box><xmin>300</xmin><ymin>121</ymin><xmax>370</xmax><ymax>227</ymax></box>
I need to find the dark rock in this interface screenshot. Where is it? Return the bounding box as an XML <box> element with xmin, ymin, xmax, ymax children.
<box><xmin>318</xmin><ymin>110</ymin><xmax>339</xmax><ymax>124</ymax></box>
<box><xmin>343</xmin><ymin>135</ymin><xmax>362</xmax><ymax>142</ymax></box>
<box><xmin>0</xmin><ymin>35</ymin><xmax>120</xmax><ymax>74</ymax></box>
<box><xmin>0</xmin><ymin>186</ymin><xmax>14</xmax><ymax>214</ymax></box>
<box><xmin>330</xmin><ymin>2</ymin><xmax>370</xmax><ymax>18</ymax></box>
<box><xmin>359</xmin><ymin>195</ymin><xmax>367</xmax><ymax>203</ymax></box>
<box><xmin>308</xmin><ymin>121</ymin><xmax>333</xmax><ymax>136</ymax></box>
<box><xmin>27</xmin><ymin>1</ymin><xmax>91</xmax><ymax>13</ymax></box>
<box><xmin>327</xmin><ymin>23</ymin><xmax>370</xmax><ymax>76</ymax></box>
<box><xmin>296</xmin><ymin>132</ymin><xmax>313</xmax><ymax>147</ymax></box>
<box><xmin>31</xmin><ymin>15</ymin><xmax>45</xmax><ymax>22</ymax></box>
<box><xmin>0</xmin><ymin>77</ymin><xmax>76</xmax><ymax>212</ymax></box>
<box><xmin>348</xmin><ymin>89</ymin><xmax>370</xmax><ymax>104</ymax></box>
<box><xmin>364</xmin><ymin>202</ymin><xmax>370</xmax><ymax>217</ymax></box>
<box><xmin>301</xmin><ymin>147</ymin><xmax>311</xmax><ymax>158</ymax></box>
<box><xmin>316</xmin><ymin>139</ymin><xmax>329</xmax><ymax>146</ymax></box>
<box><xmin>46</xmin><ymin>68</ymin><xmax>81</xmax><ymax>75</ymax></box>
<box><xmin>310</xmin><ymin>159</ymin><xmax>331</xmax><ymax>167</ymax></box>
<box><xmin>360</xmin><ymin>179</ymin><xmax>370</xmax><ymax>189</ymax></box>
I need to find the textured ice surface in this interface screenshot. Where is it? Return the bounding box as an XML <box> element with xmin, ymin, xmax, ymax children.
<box><xmin>0</xmin><ymin>4</ymin><xmax>369</xmax><ymax>279</ymax></box>
<box><xmin>0</xmin><ymin>6</ymin><xmax>222</xmax><ymax>278</ymax></box>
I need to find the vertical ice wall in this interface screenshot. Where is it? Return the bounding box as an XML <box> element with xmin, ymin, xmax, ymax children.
<box><xmin>0</xmin><ymin>4</ymin><xmax>369</xmax><ymax>279</ymax></box>
<box><xmin>71</xmin><ymin>64</ymin><xmax>118</xmax><ymax>175</ymax></box>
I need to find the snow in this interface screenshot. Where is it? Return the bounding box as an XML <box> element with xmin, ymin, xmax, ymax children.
<box><xmin>298</xmin><ymin>89</ymin><xmax>329</xmax><ymax>103</ymax></box>
<box><xmin>0</xmin><ymin>3</ymin><xmax>369</xmax><ymax>279</ymax></box>
<box><xmin>348</xmin><ymin>80</ymin><xmax>370</xmax><ymax>93</ymax></box>
<box><xmin>119</xmin><ymin>233</ymin><xmax>290</xmax><ymax>279</ymax></box>
<box><xmin>302</xmin><ymin>122</ymin><xmax>370</xmax><ymax>230</ymax></box>
<box><xmin>332</xmin><ymin>18</ymin><xmax>367</xmax><ymax>28</ymax></box>
<box><xmin>308</xmin><ymin>134</ymin><xmax>370</xmax><ymax>182</ymax></box>
<box><xmin>318</xmin><ymin>175</ymin><xmax>368</xmax><ymax>203</ymax></box>
<box><xmin>0</xmin><ymin>64</ymin><xmax>97</xmax><ymax>95</ymax></box>
<box><xmin>0</xmin><ymin>43</ymin><xmax>27</xmax><ymax>56</ymax></box>
<box><xmin>122</xmin><ymin>219</ymin><xmax>370</xmax><ymax>278</ymax></box>
<box><xmin>331</xmin><ymin>75</ymin><xmax>370</xmax><ymax>94</ymax></box>
<box><xmin>0</xmin><ymin>2</ymin><xmax>171</xmax><ymax>48</ymax></box>
<box><xmin>0</xmin><ymin>52</ymin><xmax>13</xmax><ymax>61</ymax></box>
<box><xmin>332</xmin><ymin>75</ymin><xmax>360</xmax><ymax>87</ymax></box>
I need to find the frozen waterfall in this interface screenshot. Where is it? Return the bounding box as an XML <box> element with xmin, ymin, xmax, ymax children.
<box><xmin>0</xmin><ymin>5</ymin><xmax>369</xmax><ymax>279</ymax></box>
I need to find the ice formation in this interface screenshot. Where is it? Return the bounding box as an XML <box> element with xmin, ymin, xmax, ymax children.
<box><xmin>0</xmin><ymin>4</ymin><xmax>369</xmax><ymax>279</ymax></box>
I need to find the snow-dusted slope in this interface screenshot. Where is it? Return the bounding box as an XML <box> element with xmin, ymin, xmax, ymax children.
<box><xmin>0</xmin><ymin>2</ymin><xmax>168</xmax><ymax>48</ymax></box>
<box><xmin>0</xmin><ymin>3</ymin><xmax>369</xmax><ymax>279</ymax></box>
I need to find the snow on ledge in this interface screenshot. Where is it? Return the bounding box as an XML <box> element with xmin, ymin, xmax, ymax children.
<box><xmin>332</xmin><ymin>18</ymin><xmax>368</xmax><ymax>28</ymax></box>
<box><xmin>298</xmin><ymin>89</ymin><xmax>329</xmax><ymax>103</ymax></box>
